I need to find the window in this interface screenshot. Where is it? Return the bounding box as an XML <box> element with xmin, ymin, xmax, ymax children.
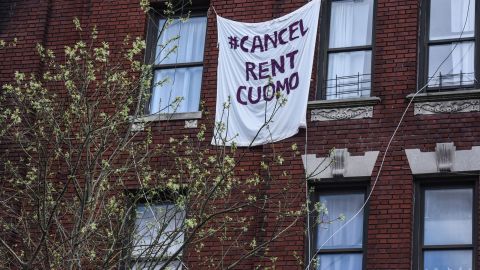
<box><xmin>146</xmin><ymin>6</ymin><xmax>207</xmax><ymax>114</ymax></box>
<box><xmin>317</xmin><ymin>0</ymin><xmax>374</xmax><ymax>100</ymax></box>
<box><xmin>420</xmin><ymin>0</ymin><xmax>478</xmax><ymax>90</ymax></box>
<box><xmin>416</xmin><ymin>185</ymin><xmax>475</xmax><ymax>270</ymax></box>
<box><xmin>315</xmin><ymin>191</ymin><xmax>366</xmax><ymax>270</ymax></box>
<box><xmin>131</xmin><ymin>202</ymin><xmax>185</xmax><ymax>270</ymax></box>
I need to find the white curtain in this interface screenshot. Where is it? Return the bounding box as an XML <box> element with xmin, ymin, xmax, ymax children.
<box><xmin>149</xmin><ymin>17</ymin><xmax>206</xmax><ymax>114</ymax></box>
<box><xmin>329</xmin><ymin>0</ymin><xmax>373</xmax><ymax>48</ymax></box>
<box><xmin>428</xmin><ymin>42</ymin><xmax>474</xmax><ymax>87</ymax></box>
<box><xmin>424</xmin><ymin>250</ymin><xmax>472</xmax><ymax>270</ymax></box>
<box><xmin>317</xmin><ymin>193</ymin><xmax>364</xmax><ymax>248</ymax></box>
<box><xmin>430</xmin><ymin>0</ymin><xmax>474</xmax><ymax>40</ymax></box>
<box><xmin>132</xmin><ymin>260</ymin><xmax>182</xmax><ymax>270</ymax></box>
<box><xmin>156</xmin><ymin>17</ymin><xmax>207</xmax><ymax>65</ymax></box>
<box><xmin>424</xmin><ymin>189</ymin><xmax>472</xmax><ymax>245</ymax></box>
<box><xmin>316</xmin><ymin>193</ymin><xmax>364</xmax><ymax>270</ymax></box>
<box><xmin>318</xmin><ymin>254</ymin><xmax>362</xmax><ymax>270</ymax></box>
<box><xmin>133</xmin><ymin>203</ymin><xmax>185</xmax><ymax>258</ymax></box>
<box><xmin>327</xmin><ymin>0</ymin><xmax>372</xmax><ymax>99</ymax></box>
<box><xmin>451</xmin><ymin>0</ymin><xmax>475</xmax><ymax>37</ymax></box>
<box><xmin>450</xmin><ymin>42</ymin><xmax>475</xmax><ymax>85</ymax></box>
<box><xmin>326</xmin><ymin>51</ymin><xmax>371</xmax><ymax>99</ymax></box>
<box><xmin>151</xmin><ymin>67</ymin><xmax>203</xmax><ymax>113</ymax></box>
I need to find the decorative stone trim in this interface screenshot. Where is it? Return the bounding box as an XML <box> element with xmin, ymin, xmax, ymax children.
<box><xmin>311</xmin><ymin>106</ymin><xmax>373</xmax><ymax>121</ymax></box>
<box><xmin>131</xmin><ymin>122</ymin><xmax>145</xmax><ymax>132</ymax></box>
<box><xmin>302</xmin><ymin>150</ymin><xmax>379</xmax><ymax>180</ymax></box>
<box><xmin>435</xmin><ymin>143</ymin><xmax>455</xmax><ymax>172</ymax></box>
<box><xmin>331</xmin><ymin>149</ymin><xmax>349</xmax><ymax>177</ymax></box>
<box><xmin>184</xmin><ymin>120</ymin><xmax>198</xmax><ymax>128</ymax></box>
<box><xmin>405</xmin><ymin>144</ymin><xmax>480</xmax><ymax>174</ymax></box>
<box><xmin>414</xmin><ymin>99</ymin><xmax>480</xmax><ymax>115</ymax></box>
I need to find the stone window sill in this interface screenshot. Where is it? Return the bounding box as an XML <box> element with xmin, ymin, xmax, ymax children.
<box><xmin>132</xmin><ymin>111</ymin><xmax>202</xmax><ymax>122</ymax></box>
<box><xmin>307</xmin><ymin>96</ymin><xmax>381</xmax><ymax>109</ymax></box>
<box><xmin>406</xmin><ymin>89</ymin><xmax>480</xmax><ymax>102</ymax></box>
<box><xmin>130</xmin><ymin>111</ymin><xmax>202</xmax><ymax>131</ymax></box>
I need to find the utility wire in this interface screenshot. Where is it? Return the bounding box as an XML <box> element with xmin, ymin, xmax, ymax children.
<box><xmin>304</xmin><ymin>0</ymin><xmax>472</xmax><ymax>268</ymax></box>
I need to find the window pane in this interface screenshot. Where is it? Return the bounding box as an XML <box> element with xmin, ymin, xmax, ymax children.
<box><xmin>424</xmin><ymin>250</ymin><xmax>472</xmax><ymax>270</ymax></box>
<box><xmin>156</xmin><ymin>17</ymin><xmax>207</xmax><ymax>65</ymax></box>
<box><xmin>132</xmin><ymin>260</ymin><xmax>182</xmax><ymax>270</ymax></box>
<box><xmin>428</xmin><ymin>42</ymin><xmax>474</xmax><ymax>88</ymax></box>
<box><xmin>150</xmin><ymin>67</ymin><xmax>203</xmax><ymax>114</ymax></box>
<box><xmin>318</xmin><ymin>253</ymin><xmax>362</xmax><ymax>270</ymax></box>
<box><xmin>133</xmin><ymin>203</ymin><xmax>185</xmax><ymax>258</ymax></box>
<box><xmin>329</xmin><ymin>0</ymin><xmax>373</xmax><ymax>48</ymax></box>
<box><xmin>317</xmin><ymin>193</ymin><xmax>364</xmax><ymax>249</ymax></box>
<box><xmin>326</xmin><ymin>51</ymin><xmax>371</xmax><ymax>100</ymax></box>
<box><xmin>424</xmin><ymin>188</ymin><xmax>472</xmax><ymax>245</ymax></box>
<box><xmin>430</xmin><ymin>0</ymin><xmax>475</xmax><ymax>40</ymax></box>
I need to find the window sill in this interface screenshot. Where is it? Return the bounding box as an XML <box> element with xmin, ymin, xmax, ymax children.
<box><xmin>406</xmin><ymin>89</ymin><xmax>480</xmax><ymax>115</ymax></box>
<box><xmin>406</xmin><ymin>89</ymin><xmax>480</xmax><ymax>102</ymax></box>
<box><xmin>130</xmin><ymin>111</ymin><xmax>202</xmax><ymax>131</ymax></box>
<box><xmin>307</xmin><ymin>96</ymin><xmax>381</xmax><ymax>109</ymax></box>
<box><xmin>308</xmin><ymin>97</ymin><xmax>381</xmax><ymax>122</ymax></box>
<box><xmin>132</xmin><ymin>111</ymin><xmax>202</xmax><ymax>122</ymax></box>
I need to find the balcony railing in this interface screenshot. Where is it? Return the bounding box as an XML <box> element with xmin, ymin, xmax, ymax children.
<box><xmin>325</xmin><ymin>73</ymin><xmax>371</xmax><ymax>99</ymax></box>
<box><xmin>428</xmin><ymin>71</ymin><xmax>475</xmax><ymax>90</ymax></box>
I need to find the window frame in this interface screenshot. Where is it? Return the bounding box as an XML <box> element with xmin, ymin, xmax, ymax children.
<box><xmin>126</xmin><ymin>190</ymin><xmax>187</xmax><ymax>270</ymax></box>
<box><xmin>308</xmin><ymin>181</ymin><xmax>369</xmax><ymax>270</ymax></box>
<box><xmin>413</xmin><ymin>177</ymin><xmax>478</xmax><ymax>270</ymax></box>
<box><xmin>144</xmin><ymin>4</ymin><xmax>209</xmax><ymax>115</ymax></box>
<box><xmin>316</xmin><ymin>0</ymin><xmax>377</xmax><ymax>100</ymax></box>
<box><xmin>418</xmin><ymin>0</ymin><xmax>480</xmax><ymax>92</ymax></box>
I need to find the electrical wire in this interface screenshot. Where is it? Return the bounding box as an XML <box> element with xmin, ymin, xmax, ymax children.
<box><xmin>304</xmin><ymin>0</ymin><xmax>472</xmax><ymax>268</ymax></box>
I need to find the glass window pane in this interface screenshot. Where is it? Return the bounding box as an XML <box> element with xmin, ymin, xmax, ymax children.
<box><xmin>150</xmin><ymin>67</ymin><xmax>203</xmax><ymax>114</ymax></box>
<box><xmin>318</xmin><ymin>253</ymin><xmax>362</xmax><ymax>270</ymax></box>
<box><xmin>317</xmin><ymin>193</ymin><xmax>364</xmax><ymax>249</ymax></box>
<box><xmin>132</xmin><ymin>260</ymin><xmax>182</xmax><ymax>270</ymax></box>
<box><xmin>428</xmin><ymin>42</ymin><xmax>474</xmax><ymax>88</ymax></box>
<box><xmin>430</xmin><ymin>0</ymin><xmax>475</xmax><ymax>40</ymax></box>
<box><xmin>156</xmin><ymin>17</ymin><xmax>207</xmax><ymax>65</ymax></box>
<box><xmin>326</xmin><ymin>51</ymin><xmax>371</xmax><ymax>100</ymax></box>
<box><xmin>133</xmin><ymin>203</ymin><xmax>185</xmax><ymax>258</ymax></box>
<box><xmin>424</xmin><ymin>188</ymin><xmax>472</xmax><ymax>245</ymax></box>
<box><xmin>424</xmin><ymin>250</ymin><xmax>472</xmax><ymax>270</ymax></box>
<box><xmin>329</xmin><ymin>0</ymin><xmax>373</xmax><ymax>48</ymax></box>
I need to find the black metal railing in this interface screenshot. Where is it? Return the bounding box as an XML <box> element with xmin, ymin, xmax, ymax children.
<box><xmin>325</xmin><ymin>73</ymin><xmax>371</xmax><ymax>99</ymax></box>
<box><xmin>428</xmin><ymin>71</ymin><xmax>475</xmax><ymax>89</ymax></box>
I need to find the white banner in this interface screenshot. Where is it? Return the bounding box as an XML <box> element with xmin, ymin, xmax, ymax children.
<box><xmin>212</xmin><ymin>0</ymin><xmax>321</xmax><ymax>146</ymax></box>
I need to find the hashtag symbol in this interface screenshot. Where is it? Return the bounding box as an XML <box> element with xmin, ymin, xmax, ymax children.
<box><xmin>228</xmin><ymin>36</ymin><xmax>239</xmax><ymax>50</ymax></box>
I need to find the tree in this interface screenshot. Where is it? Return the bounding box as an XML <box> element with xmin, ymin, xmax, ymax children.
<box><xmin>0</xmin><ymin>1</ymin><xmax>333</xmax><ymax>269</ymax></box>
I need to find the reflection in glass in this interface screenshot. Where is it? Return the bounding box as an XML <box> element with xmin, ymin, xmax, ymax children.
<box><xmin>318</xmin><ymin>253</ymin><xmax>362</xmax><ymax>270</ymax></box>
<box><xmin>329</xmin><ymin>0</ymin><xmax>374</xmax><ymax>48</ymax></box>
<box><xmin>327</xmin><ymin>51</ymin><xmax>371</xmax><ymax>99</ymax></box>
<box><xmin>156</xmin><ymin>17</ymin><xmax>207</xmax><ymax>65</ymax></box>
<box><xmin>428</xmin><ymin>42</ymin><xmax>474</xmax><ymax>88</ymax></box>
<box><xmin>424</xmin><ymin>250</ymin><xmax>472</xmax><ymax>270</ymax></box>
<box><xmin>150</xmin><ymin>67</ymin><xmax>203</xmax><ymax>114</ymax></box>
<box><xmin>424</xmin><ymin>188</ymin><xmax>472</xmax><ymax>245</ymax></box>
<box><xmin>430</xmin><ymin>0</ymin><xmax>475</xmax><ymax>40</ymax></box>
<box><xmin>317</xmin><ymin>193</ymin><xmax>364</xmax><ymax>249</ymax></box>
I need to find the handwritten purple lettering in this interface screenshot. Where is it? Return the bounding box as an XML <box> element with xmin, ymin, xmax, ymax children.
<box><xmin>229</xmin><ymin>18</ymin><xmax>309</xmax><ymax>106</ymax></box>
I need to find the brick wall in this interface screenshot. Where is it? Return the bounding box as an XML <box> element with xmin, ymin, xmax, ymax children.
<box><xmin>2</xmin><ymin>0</ymin><xmax>480</xmax><ymax>269</ymax></box>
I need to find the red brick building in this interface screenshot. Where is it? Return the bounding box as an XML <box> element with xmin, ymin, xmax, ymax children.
<box><xmin>1</xmin><ymin>0</ymin><xmax>479</xmax><ymax>269</ymax></box>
